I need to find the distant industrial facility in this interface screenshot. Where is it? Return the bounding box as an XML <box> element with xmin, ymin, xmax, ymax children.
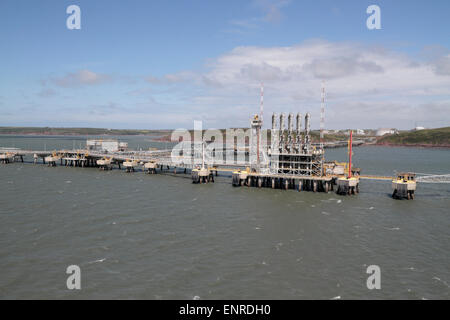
<box><xmin>86</xmin><ymin>139</ymin><xmax>128</xmax><ymax>153</ymax></box>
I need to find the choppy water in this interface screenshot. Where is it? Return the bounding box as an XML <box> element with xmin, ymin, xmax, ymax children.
<box><xmin>0</xmin><ymin>135</ymin><xmax>449</xmax><ymax>299</ymax></box>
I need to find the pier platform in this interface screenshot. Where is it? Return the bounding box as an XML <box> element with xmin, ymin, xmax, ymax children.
<box><xmin>0</xmin><ymin>146</ymin><xmax>425</xmax><ymax>198</ymax></box>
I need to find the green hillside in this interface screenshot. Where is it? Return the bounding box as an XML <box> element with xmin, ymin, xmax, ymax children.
<box><xmin>0</xmin><ymin>127</ymin><xmax>171</xmax><ymax>136</ymax></box>
<box><xmin>377</xmin><ymin>127</ymin><xmax>450</xmax><ymax>146</ymax></box>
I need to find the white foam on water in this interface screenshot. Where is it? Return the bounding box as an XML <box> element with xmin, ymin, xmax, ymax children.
<box><xmin>331</xmin><ymin>296</ymin><xmax>341</xmax><ymax>300</ymax></box>
<box><xmin>88</xmin><ymin>258</ymin><xmax>106</xmax><ymax>264</ymax></box>
<box><xmin>433</xmin><ymin>277</ymin><xmax>450</xmax><ymax>288</ymax></box>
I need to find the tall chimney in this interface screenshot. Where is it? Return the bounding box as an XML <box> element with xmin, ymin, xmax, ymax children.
<box><xmin>296</xmin><ymin>113</ymin><xmax>302</xmax><ymax>133</ymax></box>
<box><xmin>280</xmin><ymin>113</ymin><xmax>285</xmax><ymax>133</ymax></box>
<box><xmin>288</xmin><ymin>113</ymin><xmax>294</xmax><ymax>133</ymax></box>
<box><xmin>305</xmin><ymin>112</ymin><xmax>311</xmax><ymax>135</ymax></box>
<box><xmin>279</xmin><ymin>113</ymin><xmax>285</xmax><ymax>150</ymax></box>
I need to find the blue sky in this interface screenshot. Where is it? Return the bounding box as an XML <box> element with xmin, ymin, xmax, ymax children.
<box><xmin>0</xmin><ymin>0</ymin><xmax>449</xmax><ymax>129</ymax></box>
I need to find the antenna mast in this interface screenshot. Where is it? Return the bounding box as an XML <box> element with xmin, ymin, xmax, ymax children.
<box><xmin>260</xmin><ymin>82</ymin><xmax>264</xmax><ymax>125</ymax></box>
<box><xmin>320</xmin><ymin>81</ymin><xmax>325</xmax><ymax>144</ymax></box>
<box><xmin>348</xmin><ymin>130</ymin><xmax>353</xmax><ymax>178</ymax></box>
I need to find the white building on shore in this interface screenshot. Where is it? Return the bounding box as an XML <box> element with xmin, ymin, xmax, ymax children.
<box><xmin>376</xmin><ymin>128</ymin><xmax>398</xmax><ymax>136</ymax></box>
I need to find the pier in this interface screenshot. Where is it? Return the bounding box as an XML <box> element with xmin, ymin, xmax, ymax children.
<box><xmin>0</xmin><ymin>113</ymin><xmax>418</xmax><ymax>199</ymax></box>
<box><xmin>2</xmin><ymin>114</ymin><xmax>449</xmax><ymax>199</ymax></box>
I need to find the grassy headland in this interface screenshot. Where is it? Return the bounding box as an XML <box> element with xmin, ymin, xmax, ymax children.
<box><xmin>376</xmin><ymin>127</ymin><xmax>450</xmax><ymax>147</ymax></box>
<box><xmin>0</xmin><ymin>127</ymin><xmax>171</xmax><ymax>136</ymax></box>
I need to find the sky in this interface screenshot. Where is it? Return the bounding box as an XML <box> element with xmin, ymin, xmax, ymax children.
<box><xmin>0</xmin><ymin>0</ymin><xmax>449</xmax><ymax>130</ymax></box>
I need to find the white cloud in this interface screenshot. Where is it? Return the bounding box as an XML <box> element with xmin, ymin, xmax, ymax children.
<box><xmin>146</xmin><ymin>40</ymin><xmax>450</xmax><ymax>129</ymax></box>
<box><xmin>199</xmin><ymin>40</ymin><xmax>450</xmax><ymax>100</ymax></box>
<box><xmin>145</xmin><ymin>71</ymin><xmax>199</xmax><ymax>85</ymax></box>
<box><xmin>51</xmin><ymin>69</ymin><xmax>111</xmax><ymax>87</ymax></box>
<box><xmin>253</xmin><ymin>0</ymin><xmax>291</xmax><ymax>23</ymax></box>
<box><xmin>22</xmin><ymin>40</ymin><xmax>450</xmax><ymax>129</ymax></box>
<box><xmin>224</xmin><ymin>0</ymin><xmax>291</xmax><ymax>34</ymax></box>
<box><xmin>433</xmin><ymin>54</ymin><xmax>450</xmax><ymax>76</ymax></box>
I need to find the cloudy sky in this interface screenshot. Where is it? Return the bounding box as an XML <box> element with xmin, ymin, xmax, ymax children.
<box><xmin>0</xmin><ymin>0</ymin><xmax>449</xmax><ymax>130</ymax></box>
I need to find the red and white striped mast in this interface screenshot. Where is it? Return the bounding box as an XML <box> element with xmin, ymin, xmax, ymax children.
<box><xmin>256</xmin><ymin>82</ymin><xmax>264</xmax><ymax>165</ymax></box>
<box><xmin>348</xmin><ymin>130</ymin><xmax>353</xmax><ymax>178</ymax></box>
<box><xmin>320</xmin><ymin>80</ymin><xmax>325</xmax><ymax>146</ymax></box>
<box><xmin>260</xmin><ymin>82</ymin><xmax>264</xmax><ymax>125</ymax></box>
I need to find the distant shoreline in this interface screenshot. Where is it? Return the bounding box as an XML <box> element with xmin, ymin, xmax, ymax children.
<box><xmin>1</xmin><ymin>134</ymin><xmax>449</xmax><ymax>149</ymax></box>
<box><xmin>0</xmin><ymin>127</ymin><xmax>172</xmax><ymax>137</ymax></box>
<box><xmin>0</xmin><ymin>133</ymin><xmax>160</xmax><ymax>137</ymax></box>
<box><xmin>0</xmin><ymin>133</ymin><xmax>168</xmax><ymax>143</ymax></box>
<box><xmin>374</xmin><ymin>127</ymin><xmax>450</xmax><ymax>149</ymax></box>
<box><xmin>373</xmin><ymin>142</ymin><xmax>450</xmax><ymax>149</ymax></box>
<box><xmin>2</xmin><ymin>127</ymin><xmax>449</xmax><ymax>149</ymax></box>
